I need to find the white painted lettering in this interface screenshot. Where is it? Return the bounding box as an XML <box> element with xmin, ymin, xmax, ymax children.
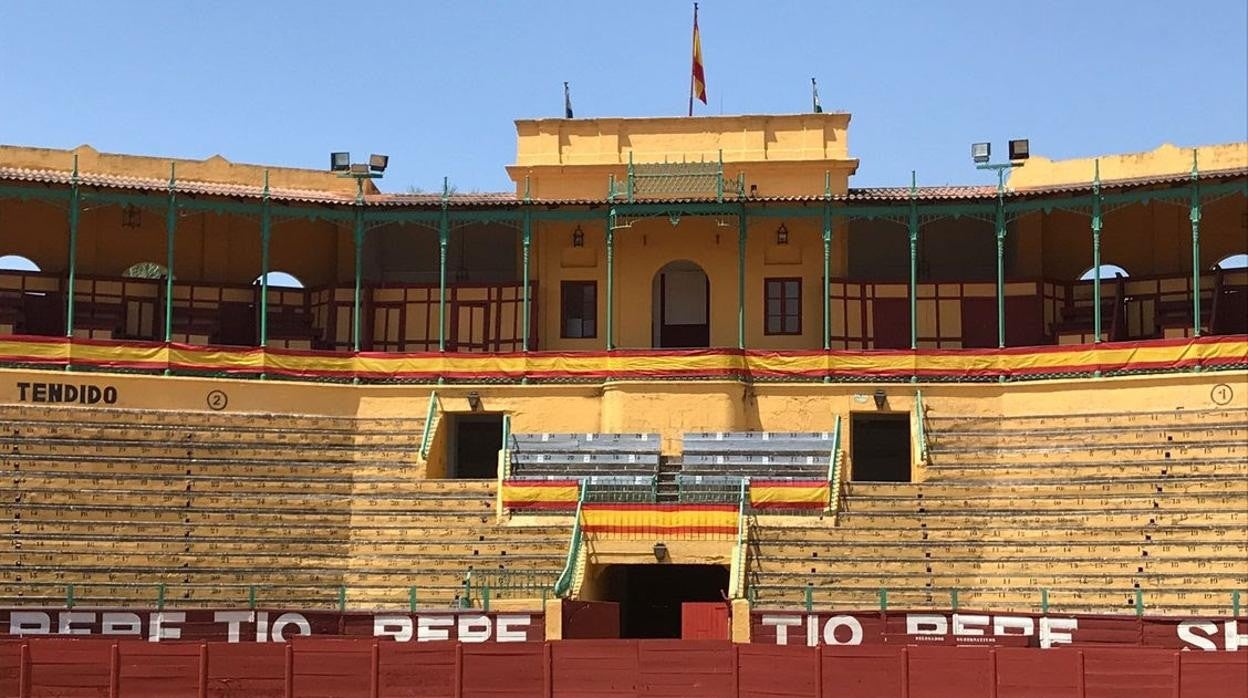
<box><xmin>822</xmin><ymin>616</ymin><xmax>863</xmax><ymax>646</ymax></box>
<box><xmin>1038</xmin><ymin>617</ymin><xmax>1077</xmax><ymax>648</ymax></box>
<box><xmin>9</xmin><ymin>612</ymin><xmax>50</xmax><ymax>636</ymax></box>
<box><xmin>255</xmin><ymin>612</ymin><xmax>269</xmax><ymax>643</ymax></box>
<box><xmin>761</xmin><ymin>615</ymin><xmax>802</xmax><ymax>645</ymax></box>
<box><xmin>1178</xmin><ymin>621</ymin><xmax>1218</xmax><ymax>651</ymax></box>
<box><xmin>101</xmin><ymin>612</ymin><xmax>142</xmax><ymax>636</ymax></box>
<box><xmin>58</xmin><ymin>612</ymin><xmax>94</xmax><ymax>635</ymax></box>
<box><xmin>417</xmin><ymin>615</ymin><xmax>453</xmax><ymax>642</ymax></box>
<box><xmin>495</xmin><ymin>615</ymin><xmax>530</xmax><ymax>643</ymax></box>
<box><xmin>270</xmin><ymin>613</ymin><xmax>310</xmax><ymax>642</ymax></box>
<box><xmin>374</xmin><ymin>615</ymin><xmax>413</xmax><ymax>642</ymax></box>
<box><xmin>1225</xmin><ymin>621</ymin><xmax>1248</xmax><ymax>652</ymax></box>
<box><xmin>149</xmin><ymin>612</ymin><xmax>184</xmax><ymax>642</ymax></box>
<box><xmin>907</xmin><ymin>614</ymin><xmax>948</xmax><ymax>636</ymax></box>
<box><xmin>992</xmin><ymin>615</ymin><xmax>1035</xmax><ymax>639</ymax></box>
<box><xmin>214</xmin><ymin>612</ymin><xmax>254</xmax><ymax>643</ymax></box>
<box><xmin>953</xmin><ymin>614</ymin><xmax>990</xmax><ymax>637</ymax></box>
<box><xmin>806</xmin><ymin>615</ymin><xmax>818</xmax><ymax>647</ymax></box>
<box><xmin>457</xmin><ymin>614</ymin><xmax>492</xmax><ymax>643</ymax></box>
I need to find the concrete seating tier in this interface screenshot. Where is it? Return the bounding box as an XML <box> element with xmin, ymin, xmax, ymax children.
<box><xmin>681</xmin><ymin>431</ymin><xmax>831</xmax><ymax>479</ymax></box>
<box><xmin>507</xmin><ymin>433</ymin><xmax>660</xmax><ymax>478</ymax></box>
<box><xmin>747</xmin><ymin>407</ymin><xmax>1248</xmax><ymax>616</ymax></box>
<box><xmin>2</xmin><ymin>404</ymin><xmax>570</xmax><ymax>609</ymax></box>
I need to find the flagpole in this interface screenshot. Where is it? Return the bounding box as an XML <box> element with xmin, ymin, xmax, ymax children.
<box><xmin>688</xmin><ymin>2</ymin><xmax>697</xmax><ymax>117</ymax></box>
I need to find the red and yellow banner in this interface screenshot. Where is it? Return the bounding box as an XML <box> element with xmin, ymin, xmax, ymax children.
<box><xmin>0</xmin><ymin>335</ymin><xmax>1244</xmax><ymax>383</ymax></box>
<box><xmin>501</xmin><ymin>479</ymin><xmax>580</xmax><ymax>511</ymax></box>
<box><xmin>581</xmin><ymin>503</ymin><xmax>737</xmax><ymax>540</ymax></box>
<box><xmin>749</xmin><ymin>480</ymin><xmax>830</xmax><ymax>511</ymax></box>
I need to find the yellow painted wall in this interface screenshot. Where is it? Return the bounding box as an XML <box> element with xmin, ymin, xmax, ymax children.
<box><xmin>1008</xmin><ymin>142</ymin><xmax>1248</xmax><ymax>189</ymax></box>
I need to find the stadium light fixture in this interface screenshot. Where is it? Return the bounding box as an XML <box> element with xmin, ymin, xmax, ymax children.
<box><xmin>971</xmin><ymin>142</ymin><xmax>991</xmax><ymax>164</ymax></box>
<box><xmin>1008</xmin><ymin>139</ymin><xmax>1030</xmax><ymax>161</ymax></box>
<box><xmin>369</xmin><ymin>154</ymin><xmax>389</xmax><ymax>173</ymax></box>
<box><xmin>349</xmin><ymin>163</ymin><xmax>370</xmax><ymax>176</ymax></box>
<box><xmin>330</xmin><ymin>152</ymin><xmax>351</xmax><ymax>172</ymax></box>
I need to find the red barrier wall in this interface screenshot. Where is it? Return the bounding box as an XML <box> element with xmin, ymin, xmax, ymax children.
<box><xmin>1</xmin><ymin>638</ymin><xmax>1244</xmax><ymax>697</ymax></box>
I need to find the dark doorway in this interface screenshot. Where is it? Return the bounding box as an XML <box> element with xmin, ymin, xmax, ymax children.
<box><xmin>599</xmin><ymin>564</ymin><xmax>728</xmax><ymax>639</ymax></box>
<box><xmin>448</xmin><ymin>413</ymin><xmax>503</xmax><ymax>479</ymax></box>
<box><xmin>652</xmin><ymin>260</ymin><xmax>710</xmax><ymax>348</ymax></box>
<box><xmin>851</xmin><ymin>413</ymin><xmax>911</xmax><ymax>482</ymax></box>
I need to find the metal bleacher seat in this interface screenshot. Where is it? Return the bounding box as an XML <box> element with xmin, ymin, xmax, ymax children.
<box><xmin>507</xmin><ymin>432</ymin><xmax>661</xmax><ymax>477</ymax></box>
<box><xmin>680</xmin><ymin>431</ymin><xmax>833</xmax><ymax>479</ymax></box>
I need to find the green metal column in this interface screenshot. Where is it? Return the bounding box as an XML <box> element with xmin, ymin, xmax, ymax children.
<box><xmin>908</xmin><ymin>171</ymin><xmax>919</xmax><ymax>350</ymax></box>
<box><xmin>65</xmin><ymin>155</ymin><xmax>80</xmax><ymax>343</ymax></box>
<box><xmin>1091</xmin><ymin>160</ymin><xmax>1103</xmax><ymax>342</ymax></box>
<box><xmin>522</xmin><ymin>211</ymin><xmax>532</xmax><ymax>351</ymax></box>
<box><xmin>606</xmin><ymin>209</ymin><xmax>616</xmax><ymax>350</ymax></box>
<box><xmin>351</xmin><ymin>178</ymin><xmax>364</xmax><ymax>353</ymax></box>
<box><xmin>438</xmin><ymin>178</ymin><xmax>449</xmax><ymax>352</ymax></box>
<box><xmin>163</xmin><ymin>163</ymin><xmax>177</xmax><ymax>344</ymax></box>
<box><xmin>737</xmin><ymin>209</ymin><xmax>746</xmax><ymax>350</ymax></box>
<box><xmin>821</xmin><ymin>173</ymin><xmax>832</xmax><ymax>352</ymax></box>
<box><xmin>259</xmin><ymin>170</ymin><xmax>271</xmax><ymax>348</ymax></box>
<box><xmin>1190</xmin><ymin>151</ymin><xmax>1202</xmax><ymax>337</ymax></box>
<box><xmin>994</xmin><ymin>168</ymin><xmax>1007</xmax><ymax>349</ymax></box>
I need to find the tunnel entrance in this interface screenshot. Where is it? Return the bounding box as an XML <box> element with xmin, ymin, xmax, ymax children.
<box><xmin>599</xmin><ymin>564</ymin><xmax>729</xmax><ymax>639</ymax></box>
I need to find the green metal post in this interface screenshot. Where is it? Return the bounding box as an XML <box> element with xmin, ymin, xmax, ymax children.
<box><xmin>351</xmin><ymin>178</ymin><xmax>364</xmax><ymax>353</ymax></box>
<box><xmin>65</xmin><ymin>155</ymin><xmax>80</xmax><ymax>345</ymax></box>
<box><xmin>1190</xmin><ymin>150</ymin><xmax>1202</xmax><ymax>337</ymax></box>
<box><xmin>908</xmin><ymin>171</ymin><xmax>919</xmax><ymax>351</ymax></box>
<box><xmin>606</xmin><ymin>209</ymin><xmax>615</xmax><ymax>350</ymax></box>
<box><xmin>1134</xmin><ymin>589</ymin><xmax>1144</xmax><ymax>617</ymax></box>
<box><xmin>1092</xmin><ymin>160</ymin><xmax>1103</xmax><ymax>342</ymax></box>
<box><xmin>804</xmin><ymin>584</ymin><xmax>813</xmax><ymax>612</ymax></box>
<box><xmin>482</xmin><ymin>585</ymin><xmax>491</xmax><ymax>612</ymax></box>
<box><xmin>950</xmin><ymin>588</ymin><xmax>959</xmax><ymax>610</ymax></box>
<box><xmin>156</xmin><ymin>583</ymin><xmax>166</xmax><ymax>610</ymax></box>
<box><xmin>248</xmin><ymin>585</ymin><xmax>256</xmax><ymax>609</ymax></box>
<box><xmin>409</xmin><ymin>587</ymin><xmax>418</xmax><ymax>612</ymax></box>
<box><xmin>521</xmin><ymin>208</ymin><xmax>532</xmax><ymax>353</ymax></box>
<box><xmin>438</xmin><ymin>177</ymin><xmax>450</xmax><ymax>353</ymax></box>
<box><xmin>878</xmin><ymin>588</ymin><xmax>888</xmax><ymax>611</ymax></box>
<box><xmin>66</xmin><ymin>584</ymin><xmax>75</xmax><ymax>609</ymax></box>
<box><xmin>1233</xmin><ymin>590</ymin><xmax>1241</xmax><ymax>617</ymax></box>
<box><xmin>338</xmin><ymin>585</ymin><xmax>347</xmax><ymax>612</ymax></box>
<box><xmin>994</xmin><ymin>168</ymin><xmax>1007</xmax><ymax>349</ymax></box>
<box><xmin>1041</xmin><ymin>588</ymin><xmax>1050</xmax><ymax>614</ymax></box>
<box><xmin>164</xmin><ymin>163</ymin><xmax>177</xmax><ymax>346</ymax></box>
<box><xmin>822</xmin><ymin>172</ymin><xmax>832</xmax><ymax>353</ymax></box>
<box><xmin>737</xmin><ymin>209</ymin><xmax>746</xmax><ymax>350</ymax></box>
<box><xmin>260</xmin><ymin>170</ymin><xmax>272</xmax><ymax>349</ymax></box>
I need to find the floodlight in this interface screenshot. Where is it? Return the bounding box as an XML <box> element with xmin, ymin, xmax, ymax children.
<box><xmin>1008</xmin><ymin>139</ymin><xmax>1030</xmax><ymax>161</ymax></box>
<box><xmin>971</xmin><ymin>142</ymin><xmax>991</xmax><ymax>164</ymax></box>
<box><xmin>369</xmin><ymin>154</ymin><xmax>390</xmax><ymax>173</ymax></box>
<box><xmin>349</xmin><ymin>163</ymin><xmax>370</xmax><ymax>175</ymax></box>
<box><xmin>330</xmin><ymin>152</ymin><xmax>351</xmax><ymax>172</ymax></box>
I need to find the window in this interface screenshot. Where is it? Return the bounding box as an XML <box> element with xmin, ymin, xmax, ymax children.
<box><xmin>765</xmin><ymin>278</ymin><xmax>802</xmax><ymax>335</ymax></box>
<box><xmin>561</xmin><ymin>281</ymin><xmax>597</xmax><ymax>338</ymax></box>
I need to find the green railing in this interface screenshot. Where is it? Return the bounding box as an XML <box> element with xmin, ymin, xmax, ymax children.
<box><xmin>419</xmin><ymin>390</ymin><xmax>440</xmax><ymax>460</ymax></box>
<box><xmin>553</xmin><ymin>480</ymin><xmax>589</xmax><ymax>597</ymax></box>
<box><xmin>728</xmin><ymin>477</ymin><xmax>750</xmax><ymax>599</ymax></box>
<box><xmin>826</xmin><ymin>414</ymin><xmax>845</xmax><ymax>515</ymax></box>
<box><xmin>914</xmin><ymin>390</ymin><xmax>929</xmax><ymax>463</ymax></box>
<box><xmin>676</xmin><ymin>475</ymin><xmax>747</xmax><ymax>503</ymax></box>
<box><xmin>499</xmin><ymin>413</ymin><xmax>512</xmax><ymax>478</ymax></box>
<box><xmin>460</xmin><ymin>569</ymin><xmax>556</xmax><ymax>610</ymax></box>
<box><xmin>582</xmin><ymin>476</ymin><xmax>658</xmax><ymax>503</ymax></box>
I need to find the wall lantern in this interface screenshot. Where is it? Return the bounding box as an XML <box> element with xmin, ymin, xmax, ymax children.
<box><xmin>571</xmin><ymin>225</ymin><xmax>584</xmax><ymax>248</ymax></box>
<box><xmin>467</xmin><ymin>391</ymin><xmax>482</xmax><ymax>412</ymax></box>
<box><xmin>775</xmin><ymin>223</ymin><xmax>789</xmax><ymax>246</ymax></box>
<box><xmin>749</xmin><ymin>184</ymin><xmax>758</xmax><ymax>198</ymax></box>
<box><xmin>873</xmin><ymin>388</ymin><xmax>887</xmax><ymax>410</ymax></box>
<box><xmin>653</xmin><ymin>542</ymin><xmax>668</xmax><ymax>561</ymax></box>
<box><xmin>122</xmin><ymin>205</ymin><xmax>142</xmax><ymax>229</ymax></box>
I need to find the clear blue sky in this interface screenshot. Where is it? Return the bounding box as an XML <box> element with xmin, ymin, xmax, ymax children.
<box><xmin>2</xmin><ymin>1</ymin><xmax>1245</xmax><ymax>193</ymax></box>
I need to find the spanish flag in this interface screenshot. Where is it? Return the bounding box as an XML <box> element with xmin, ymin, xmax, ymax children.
<box><xmin>690</xmin><ymin>3</ymin><xmax>707</xmax><ymax>114</ymax></box>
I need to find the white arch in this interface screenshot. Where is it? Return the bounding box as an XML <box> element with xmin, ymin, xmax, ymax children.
<box><xmin>254</xmin><ymin>271</ymin><xmax>304</xmax><ymax>289</ymax></box>
<box><xmin>1079</xmin><ymin>264</ymin><xmax>1129</xmax><ymax>281</ymax></box>
<box><xmin>1214</xmin><ymin>253</ymin><xmax>1248</xmax><ymax>270</ymax></box>
<box><xmin>0</xmin><ymin>255</ymin><xmax>40</xmax><ymax>272</ymax></box>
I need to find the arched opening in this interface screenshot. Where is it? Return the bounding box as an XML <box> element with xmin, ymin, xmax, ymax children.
<box><xmin>123</xmin><ymin>262</ymin><xmax>170</xmax><ymax>280</ymax></box>
<box><xmin>253</xmin><ymin>271</ymin><xmax>304</xmax><ymax>289</ymax></box>
<box><xmin>1079</xmin><ymin>264</ymin><xmax>1129</xmax><ymax>280</ymax></box>
<box><xmin>0</xmin><ymin>255</ymin><xmax>41</xmax><ymax>273</ymax></box>
<box><xmin>1214</xmin><ymin>253</ymin><xmax>1248</xmax><ymax>270</ymax></box>
<box><xmin>651</xmin><ymin>260</ymin><xmax>709</xmax><ymax>348</ymax></box>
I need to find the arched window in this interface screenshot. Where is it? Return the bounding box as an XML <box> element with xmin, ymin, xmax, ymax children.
<box><xmin>0</xmin><ymin>255</ymin><xmax>41</xmax><ymax>272</ymax></box>
<box><xmin>254</xmin><ymin>271</ymin><xmax>304</xmax><ymax>289</ymax></box>
<box><xmin>123</xmin><ymin>262</ymin><xmax>170</xmax><ymax>279</ymax></box>
<box><xmin>1213</xmin><ymin>253</ymin><xmax>1248</xmax><ymax>270</ymax></box>
<box><xmin>1079</xmin><ymin>264</ymin><xmax>1129</xmax><ymax>280</ymax></box>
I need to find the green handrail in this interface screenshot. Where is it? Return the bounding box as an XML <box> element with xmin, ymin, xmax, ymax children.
<box><xmin>826</xmin><ymin>415</ymin><xmax>845</xmax><ymax>514</ymax></box>
<box><xmin>419</xmin><ymin>390</ymin><xmax>439</xmax><ymax>460</ymax></box>
<box><xmin>500</xmin><ymin>413</ymin><xmax>512</xmax><ymax>479</ymax></box>
<box><xmin>553</xmin><ymin>480</ymin><xmax>589</xmax><ymax>597</ymax></box>
<box><xmin>729</xmin><ymin>477</ymin><xmax>749</xmax><ymax>599</ymax></box>
<box><xmin>915</xmin><ymin>390</ymin><xmax>929</xmax><ymax>463</ymax></box>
